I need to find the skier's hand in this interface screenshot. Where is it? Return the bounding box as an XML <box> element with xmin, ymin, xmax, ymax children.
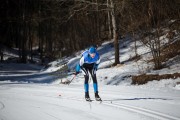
<box><xmin>93</xmin><ymin>64</ymin><xmax>99</xmax><ymax>71</ymax></box>
<box><xmin>74</xmin><ymin>72</ymin><xmax>79</xmax><ymax>75</ymax></box>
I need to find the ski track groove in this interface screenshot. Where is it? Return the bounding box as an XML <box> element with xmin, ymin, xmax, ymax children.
<box><xmin>59</xmin><ymin>96</ymin><xmax>180</xmax><ymax>120</ymax></box>
<box><xmin>0</xmin><ymin>101</ymin><xmax>5</xmax><ymax>110</ymax></box>
<box><xmin>43</xmin><ymin>112</ymin><xmax>62</xmax><ymax>120</ymax></box>
<box><xmin>102</xmin><ymin>102</ymin><xmax>180</xmax><ymax>120</ymax></box>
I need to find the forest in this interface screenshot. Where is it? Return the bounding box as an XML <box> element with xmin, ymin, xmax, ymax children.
<box><xmin>0</xmin><ymin>0</ymin><xmax>179</xmax><ymax>68</ymax></box>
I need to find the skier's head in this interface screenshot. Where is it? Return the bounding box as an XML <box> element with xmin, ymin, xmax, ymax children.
<box><xmin>89</xmin><ymin>46</ymin><xmax>96</xmax><ymax>54</ymax></box>
<box><xmin>89</xmin><ymin>46</ymin><xmax>96</xmax><ymax>58</ymax></box>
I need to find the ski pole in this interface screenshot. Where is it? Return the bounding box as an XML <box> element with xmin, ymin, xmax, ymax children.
<box><xmin>68</xmin><ymin>74</ymin><xmax>76</xmax><ymax>85</ymax></box>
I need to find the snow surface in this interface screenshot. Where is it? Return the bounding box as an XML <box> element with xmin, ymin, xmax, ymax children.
<box><xmin>1</xmin><ymin>83</ymin><xmax>180</xmax><ymax>120</ymax></box>
<box><xmin>1</xmin><ymin>38</ymin><xmax>180</xmax><ymax>120</ymax></box>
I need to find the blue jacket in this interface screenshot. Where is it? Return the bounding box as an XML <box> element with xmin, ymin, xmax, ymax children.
<box><xmin>76</xmin><ymin>50</ymin><xmax>100</xmax><ymax>72</ymax></box>
<box><xmin>81</xmin><ymin>50</ymin><xmax>100</xmax><ymax>65</ymax></box>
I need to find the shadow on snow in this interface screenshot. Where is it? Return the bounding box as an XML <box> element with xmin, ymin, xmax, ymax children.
<box><xmin>103</xmin><ymin>97</ymin><xmax>172</xmax><ymax>101</ymax></box>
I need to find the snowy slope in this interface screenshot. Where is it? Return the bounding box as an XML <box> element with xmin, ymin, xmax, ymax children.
<box><xmin>1</xmin><ymin>38</ymin><xmax>180</xmax><ymax>120</ymax></box>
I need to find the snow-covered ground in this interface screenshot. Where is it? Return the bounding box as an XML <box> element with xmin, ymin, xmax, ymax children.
<box><xmin>1</xmin><ymin>83</ymin><xmax>180</xmax><ymax>120</ymax></box>
<box><xmin>0</xmin><ymin>38</ymin><xmax>180</xmax><ymax>120</ymax></box>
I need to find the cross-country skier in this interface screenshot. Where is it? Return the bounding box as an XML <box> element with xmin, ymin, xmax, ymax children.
<box><xmin>75</xmin><ymin>46</ymin><xmax>101</xmax><ymax>101</ymax></box>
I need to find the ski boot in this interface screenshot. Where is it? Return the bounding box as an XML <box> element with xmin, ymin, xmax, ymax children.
<box><xmin>95</xmin><ymin>92</ymin><xmax>102</xmax><ymax>101</ymax></box>
<box><xmin>85</xmin><ymin>92</ymin><xmax>91</xmax><ymax>102</ymax></box>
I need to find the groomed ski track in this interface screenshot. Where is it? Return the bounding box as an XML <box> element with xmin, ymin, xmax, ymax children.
<box><xmin>1</xmin><ymin>83</ymin><xmax>180</xmax><ymax>120</ymax></box>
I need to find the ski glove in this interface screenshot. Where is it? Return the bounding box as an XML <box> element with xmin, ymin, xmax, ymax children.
<box><xmin>93</xmin><ymin>64</ymin><xmax>99</xmax><ymax>71</ymax></box>
<box><xmin>74</xmin><ymin>72</ymin><xmax>79</xmax><ymax>75</ymax></box>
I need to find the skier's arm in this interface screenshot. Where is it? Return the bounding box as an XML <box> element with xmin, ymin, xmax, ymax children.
<box><xmin>75</xmin><ymin>57</ymin><xmax>84</xmax><ymax>75</ymax></box>
<box><xmin>79</xmin><ymin>56</ymin><xmax>85</xmax><ymax>66</ymax></box>
<box><xmin>94</xmin><ymin>57</ymin><xmax>100</xmax><ymax>70</ymax></box>
<box><xmin>96</xmin><ymin>57</ymin><xmax>100</xmax><ymax>65</ymax></box>
<box><xmin>75</xmin><ymin>63</ymin><xmax>80</xmax><ymax>74</ymax></box>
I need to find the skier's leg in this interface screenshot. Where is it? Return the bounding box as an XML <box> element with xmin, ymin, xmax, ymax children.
<box><xmin>90</xmin><ymin>68</ymin><xmax>101</xmax><ymax>101</ymax></box>
<box><xmin>89</xmin><ymin>68</ymin><xmax>98</xmax><ymax>93</ymax></box>
<box><xmin>81</xmin><ymin>67</ymin><xmax>91</xmax><ymax>101</ymax></box>
<box><xmin>84</xmin><ymin>75</ymin><xmax>89</xmax><ymax>93</ymax></box>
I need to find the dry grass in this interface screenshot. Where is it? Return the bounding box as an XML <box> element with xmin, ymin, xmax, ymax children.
<box><xmin>161</xmin><ymin>40</ymin><xmax>180</xmax><ymax>63</ymax></box>
<box><xmin>132</xmin><ymin>73</ymin><xmax>180</xmax><ymax>85</ymax></box>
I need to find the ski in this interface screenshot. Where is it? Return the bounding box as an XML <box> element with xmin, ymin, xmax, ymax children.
<box><xmin>58</xmin><ymin>94</ymin><xmax>102</xmax><ymax>103</ymax></box>
<box><xmin>86</xmin><ymin>99</ymin><xmax>102</xmax><ymax>103</ymax></box>
<box><xmin>96</xmin><ymin>100</ymin><xmax>103</xmax><ymax>104</ymax></box>
<box><xmin>86</xmin><ymin>99</ymin><xmax>93</xmax><ymax>102</ymax></box>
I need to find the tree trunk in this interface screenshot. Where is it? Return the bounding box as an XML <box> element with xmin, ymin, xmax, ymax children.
<box><xmin>110</xmin><ymin>0</ymin><xmax>120</xmax><ymax>65</ymax></box>
<box><xmin>107</xmin><ymin>0</ymin><xmax>112</xmax><ymax>39</ymax></box>
<box><xmin>96</xmin><ymin>0</ymin><xmax>100</xmax><ymax>40</ymax></box>
<box><xmin>133</xmin><ymin>32</ymin><xmax>138</xmax><ymax>57</ymax></box>
<box><xmin>0</xmin><ymin>48</ymin><xmax>3</xmax><ymax>62</ymax></box>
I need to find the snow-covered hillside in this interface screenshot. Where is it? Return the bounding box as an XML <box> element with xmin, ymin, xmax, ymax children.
<box><xmin>0</xmin><ymin>38</ymin><xmax>180</xmax><ymax>120</ymax></box>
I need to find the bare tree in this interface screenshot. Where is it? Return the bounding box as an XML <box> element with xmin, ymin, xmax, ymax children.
<box><xmin>107</xmin><ymin>0</ymin><xmax>112</xmax><ymax>39</ymax></box>
<box><xmin>57</xmin><ymin>0</ymin><xmax>120</xmax><ymax>65</ymax></box>
<box><xmin>109</xmin><ymin>0</ymin><xmax>120</xmax><ymax>65</ymax></box>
